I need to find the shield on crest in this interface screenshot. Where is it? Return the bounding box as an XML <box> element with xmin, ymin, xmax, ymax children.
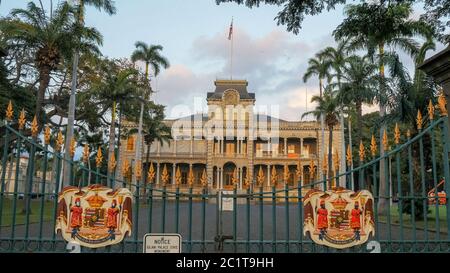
<box><xmin>55</xmin><ymin>185</ymin><xmax>133</xmax><ymax>248</ymax></box>
<box><xmin>303</xmin><ymin>187</ymin><xmax>375</xmax><ymax>249</ymax></box>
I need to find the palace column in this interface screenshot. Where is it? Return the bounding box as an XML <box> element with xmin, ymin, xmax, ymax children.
<box><xmin>219</xmin><ymin>167</ymin><xmax>223</xmax><ymax>189</ymax></box>
<box><xmin>173</xmin><ymin>139</ymin><xmax>177</xmax><ymax>155</ymax></box>
<box><xmin>300</xmin><ymin>138</ymin><xmax>303</xmax><ymax>157</ymax></box>
<box><xmin>284</xmin><ymin>137</ymin><xmax>287</xmax><ymax>156</ymax></box>
<box><xmin>172</xmin><ymin>163</ymin><xmax>176</xmax><ymax>185</ymax></box>
<box><xmin>267</xmin><ymin>164</ymin><xmax>271</xmax><ymax>187</ymax></box>
<box><xmin>239</xmin><ymin>167</ymin><xmax>243</xmax><ymax>190</ymax></box>
<box><xmin>237</xmin><ymin>139</ymin><xmax>240</xmax><ymax>155</ymax></box>
<box><xmin>216</xmin><ymin>167</ymin><xmax>220</xmax><ymax>190</ymax></box>
<box><xmin>190</xmin><ymin>138</ymin><xmax>193</xmax><ymax>157</ymax></box>
<box><xmin>156</xmin><ymin>162</ymin><xmax>160</xmax><ymax>185</ymax></box>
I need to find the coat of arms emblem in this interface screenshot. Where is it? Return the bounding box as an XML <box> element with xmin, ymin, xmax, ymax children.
<box><xmin>55</xmin><ymin>184</ymin><xmax>133</xmax><ymax>248</ymax></box>
<box><xmin>303</xmin><ymin>187</ymin><xmax>375</xmax><ymax>249</ymax></box>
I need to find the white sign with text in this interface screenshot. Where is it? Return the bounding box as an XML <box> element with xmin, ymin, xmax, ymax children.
<box><xmin>143</xmin><ymin>233</ymin><xmax>182</xmax><ymax>253</ymax></box>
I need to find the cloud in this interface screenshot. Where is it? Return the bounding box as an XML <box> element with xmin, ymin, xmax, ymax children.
<box><xmin>154</xmin><ymin>28</ymin><xmax>343</xmax><ymax>120</ymax></box>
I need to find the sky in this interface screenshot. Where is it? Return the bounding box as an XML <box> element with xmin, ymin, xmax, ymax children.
<box><xmin>0</xmin><ymin>0</ymin><xmax>445</xmax><ymax>121</ymax></box>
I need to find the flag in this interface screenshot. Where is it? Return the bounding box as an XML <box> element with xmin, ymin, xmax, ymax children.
<box><xmin>228</xmin><ymin>19</ymin><xmax>233</xmax><ymax>40</ymax></box>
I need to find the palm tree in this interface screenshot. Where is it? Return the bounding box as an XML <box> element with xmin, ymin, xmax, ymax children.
<box><xmin>126</xmin><ymin>103</ymin><xmax>172</xmax><ymax>185</ymax></box>
<box><xmin>318</xmin><ymin>40</ymin><xmax>350</xmax><ymax>186</ymax></box>
<box><xmin>303</xmin><ymin>54</ymin><xmax>332</xmax><ymax>177</ymax></box>
<box><xmin>333</xmin><ymin>2</ymin><xmax>432</xmax><ymax>214</ymax></box>
<box><xmin>130</xmin><ymin>42</ymin><xmax>170</xmax><ymax>182</ymax></box>
<box><xmin>64</xmin><ymin>0</ymin><xmax>116</xmax><ymax>186</ymax></box>
<box><xmin>91</xmin><ymin>61</ymin><xmax>140</xmax><ymax>179</ymax></box>
<box><xmin>302</xmin><ymin>90</ymin><xmax>340</xmax><ymax>186</ymax></box>
<box><xmin>0</xmin><ymin>2</ymin><xmax>102</xmax><ymax>130</ymax></box>
<box><xmin>337</xmin><ymin>55</ymin><xmax>378</xmax><ymax>145</ymax></box>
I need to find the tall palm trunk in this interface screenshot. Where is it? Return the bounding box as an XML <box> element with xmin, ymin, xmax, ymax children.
<box><xmin>143</xmin><ymin>141</ymin><xmax>151</xmax><ymax>185</ymax></box>
<box><xmin>355</xmin><ymin>100</ymin><xmax>363</xmax><ymax>146</ymax></box>
<box><xmin>348</xmin><ymin>117</ymin><xmax>353</xmax><ymax>189</ymax></box>
<box><xmin>339</xmin><ymin>112</ymin><xmax>346</xmax><ymax>187</ymax></box>
<box><xmin>378</xmin><ymin>42</ymin><xmax>388</xmax><ymax>215</ymax></box>
<box><xmin>328</xmin><ymin>125</ymin><xmax>333</xmax><ymax>188</ymax></box>
<box><xmin>63</xmin><ymin>0</ymin><xmax>84</xmax><ymax>187</ymax></box>
<box><xmin>133</xmin><ymin>63</ymin><xmax>149</xmax><ymax>184</ymax></box>
<box><xmin>319</xmin><ymin>78</ymin><xmax>325</xmax><ymax>180</ymax></box>
<box><xmin>35</xmin><ymin>67</ymin><xmax>51</xmax><ymax>131</ymax></box>
<box><xmin>108</xmin><ymin>101</ymin><xmax>116</xmax><ymax>181</ymax></box>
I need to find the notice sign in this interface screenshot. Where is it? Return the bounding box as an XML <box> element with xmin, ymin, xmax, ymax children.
<box><xmin>143</xmin><ymin>233</ymin><xmax>182</xmax><ymax>253</ymax></box>
<box><xmin>221</xmin><ymin>191</ymin><xmax>234</xmax><ymax>211</ymax></box>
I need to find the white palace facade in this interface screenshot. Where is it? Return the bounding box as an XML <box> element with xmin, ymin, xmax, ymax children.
<box><xmin>119</xmin><ymin>79</ymin><xmax>343</xmax><ymax>192</ymax></box>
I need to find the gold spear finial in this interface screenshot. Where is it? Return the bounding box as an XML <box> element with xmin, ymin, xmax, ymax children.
<box><xmin>382</xmin><ymin>129</ymin><xmax>389</xmax><ymax>151</ymax></box>
<box><xmin>394</xmin><ymin>123</ymin><xmax>401</xmax><ymax>145</ymax></box>
<box><xmin>44</xmin><ymin>125</ymin><xmax>51</xmax><ymax>145</ymax></box>
<box><xmin>283</xmin><ymin>165</ymin><xmax>290</xmax><ymax>185</ymax></box>
<box><xmin>370</xmin><ymin>134</ymin><xmax>377</xmax><ymax>156</ymax></box>
<box><xmin>438</xmin><ymin>89</ymin><xmax>447</xmax><ymax>116</ymax></box>
<box><xmin>69</xmin><ymin>138</ymin><xmax>76</xmax><ymax>158</ymax></box>
<box><xmin>333</xmin><ymin>148</ymin><xmax>339</xmax><ymax>171</ymax></box>
<box><xmin>18</xmin><ymin>109</ymin><xmax>26</xmax><ymax>130</ymax></box>
<box><xmin>135</xmin><ymin>160</ymin><xmax>142</xmax><ymax>180</ymax></box>
<box><xmin>200</xmin><ymin>168</ymin><xmax>208</xmax><ymax>188</ymax></box>
<box><xmin>175</xmin><ymin>166</ymin><xmax>182</xmax><ymax>187</ymax></box>
<box><xmin>122</xmin><ymin>159</ymin><xmax>130</xmax><ymax>178</ymax></box>
<box><xmin>109</xmin><ymin>152</ymin><xmax>116</xmax><ymax>171</ymax></box>
<box><xmin>244</xmin><ymin>168</ymin><xmax>251</xmax><ymax>189</ymax></box>
<box><xmin>5</xmin><ymin>100</ymin><xmax>13</xmax><ymax>121</ymax></box>
<box><xmin>187</xmin><ymin>166</ymin><xmax>194</xmax><ymax>188</ymax></box>
<box><xmin>31</xmin><ymin>115</ymin><xmax>38</xmax><ymax>137</ymax></box>
<box><xmin>56</xmin><ymin>130</ymin><xmax>64</xmax><ymax>152</ymax></box>
<box><xmin>83</xmin><ymin>144</ymin><xmax>90</xmax><ymax>163</ymax></box>
<box><xmin>428</xmin><ymin>99</ymin><xmax>435</xmax><ymax>121</ymax></box>
<box><xmin>161</xmin><ymin>164</ymin><xmax>169</xmax><ymax>186</ymax></box>
<box><xmin>147</xmin><ymin>163</ymin><xmax>155</xmax><ymax>184</ymax></box>
<box><xmin>346</xmin><ymin>145</ymin><xmax>352</xmax><ymax>166</ymax></box>
<box><xmin>322</xmin><ymin>153</ymin><xmax>328</xmax><ymax>173</ymax></box>
<box><xmin>417</xmin><ymin>109</ymin><xmax>423</xmax><ymax>130</ymax></box>
<box><xmin>95</xmin><ymin>147</ymin><xmax>103</xmax><ymax>168</ymax></box>
<box><xmin>256</xmin><ymin>166</ymin><xmax>265</xmax><ymax>187</ymax></box>
<box><xmin>271</xmin><ymin>165</ymin><xmax>277</xmax><ymax>186</ymax></box>
<box><xmin>359</xmin><ymin>140</ymin><xmax>365</xmax><ymax>162</ymax></box>
<box><xmin>407</xmin><ymin>129</ymin><xmax>411</xmax><ymax>139</ymax></box>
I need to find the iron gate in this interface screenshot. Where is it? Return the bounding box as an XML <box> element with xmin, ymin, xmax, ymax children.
<box><xmin>0</xmin><ymin>102</ymin><xmax>450</xmax><ymax>253</ymax></box>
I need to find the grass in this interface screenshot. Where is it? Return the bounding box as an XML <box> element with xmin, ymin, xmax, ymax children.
<box><xmin>378</xmin><ymin>203</ymin><xmax>449</xmax><ymax>233</ymax></box>
<box><xmin>0</xmin><ymin>198</ymin><xmax>55</xmax><ymax>227</ymax></box>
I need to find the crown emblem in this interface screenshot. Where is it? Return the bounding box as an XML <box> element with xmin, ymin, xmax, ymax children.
<box><xmin>85</xmin><ymin>193</ymin><xmax>107</xmax><ymax>208</ymax></box>
<box><xmin>330</xmin><ymin>195</ymin><xmax>348</xmax><ymax>210</ymax></box>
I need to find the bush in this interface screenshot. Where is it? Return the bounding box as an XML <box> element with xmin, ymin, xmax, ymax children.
<box><xmin>400</xmin><ymin>197</ymin><xmax>430</xmax><ymax>220</ymax></box>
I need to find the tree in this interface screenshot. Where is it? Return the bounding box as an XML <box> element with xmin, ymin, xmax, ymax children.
<box><xmin>0</xmin><ymin>1</ymin><xmax>102</xmax><ymax>130</ymax></box>
<box><xmin>318</xmin><ymin>40</ymin><xmax>350</xmax><ymax>186</ymax></box>
<box><xmin>303</xmin><ymin>54</ymin><xmax>332</xmax><ymax>177</ymax></box>
<box><xmin>333</xmin><ymin>2</ymin><xmax>432</xmax><ymax>215</ymax></box>
<box><xmin>130</xmin><ymin>41</ymin><xmax>169</xmax><ymax>182</ymax></box>
<box><xmin>125</xmin><ymin>103</ymin><xmax>172</xmax><ymax>185</ymax></box>
<box><xmin>302</xmin><ymin>90</ymin><xmax>340</xmax><ymax>185</ymax></box>
<box><xmin>64</xmin><ymin>0</ymin><xmax>116</xmax><ymax>187</ymax></box>
<box><xmin>337</xmin><ymin>55</ymin><xmax>377</xmax><ymax>145</ymax></box>
<box><xmin>90</xmin><ymin>60</ymin><xmax>141</xmax><ymax>179</ymax></box>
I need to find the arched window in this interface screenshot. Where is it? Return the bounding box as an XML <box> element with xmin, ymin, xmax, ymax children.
<box><xmin>127</xmin><ymin>136</ymin><xmax>135</xmax><ymax>151</ymax></box>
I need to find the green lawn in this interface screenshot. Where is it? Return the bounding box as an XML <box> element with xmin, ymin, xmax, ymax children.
<box><xmin>0</xmin><ymin>198</ymin><xmax>55</xmax><ymax>227</ymax></box>
<box><xmin>378</xmin><ymin>204</ymin><xmax>449</xmax><ymax>233</ymax></box>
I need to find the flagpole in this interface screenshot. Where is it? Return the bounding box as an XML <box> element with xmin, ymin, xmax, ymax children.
<box><xmin>230</xmin><ymin>18</ymin><xmax>233</xmax><ymax>80</ymax></box>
